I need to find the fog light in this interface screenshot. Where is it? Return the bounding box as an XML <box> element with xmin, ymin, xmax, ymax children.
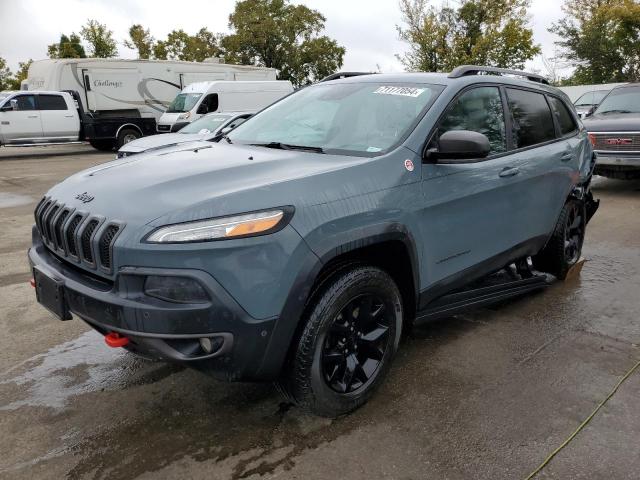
<box><xmin>144</xmin><ymin>275</ymin><xmax>209</xmax><ymax>304</ymax></box>
<box><xmin>199</xmin><ymin>336</ymin><xmax>223</xmax><ymax>354</ymax></box>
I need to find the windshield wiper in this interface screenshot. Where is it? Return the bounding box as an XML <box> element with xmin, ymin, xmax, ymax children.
<box><xmin>249</xmin><ymin>142</ymin><xmax>325</xmax><ymax>153</ymax></box>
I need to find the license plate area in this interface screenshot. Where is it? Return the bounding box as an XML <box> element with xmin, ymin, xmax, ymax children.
<box><xmin>33</xmin><ymin>267</ymin><xmax>72</xmax><ymax>320</ymax></box>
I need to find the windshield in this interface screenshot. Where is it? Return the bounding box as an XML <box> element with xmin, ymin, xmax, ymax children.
<box><xmin>166</xmin><ymin>93</ymin><xmax>202</xmax><ymax>113</ymax></box>
<box><xmin>228</xmin><ymin>82</ymin><xmax>443</xmax><ymax>156</ymax></box>
<box><xmin>574</xmin><ymin>90</ymin><xmax>608</xmax><ymax>107</ymax></box>
<box><xmin>179</xmin><ymin>114</ymin><xmax>231</xmax><ymax>134</ymax></box>
<box><xmin>594</xmin><ymin>86</ymin><xmax>640</xmax><ymax>114</ymax></box>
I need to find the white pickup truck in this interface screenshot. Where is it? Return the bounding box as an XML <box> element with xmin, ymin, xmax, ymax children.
<box><xmin>0</xmin><ymin>90</ymin><xmax>156</xmax><ymax>150</ymax></box>
<box><xmin>0</xmin><ymin>91</ymin><xmax>80</xmax><ymax>145</ymax></box>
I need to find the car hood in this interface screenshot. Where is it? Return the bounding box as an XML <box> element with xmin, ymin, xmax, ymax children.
<box><xmin>45</xmin><ymin>143</ymin><xmax>407</xmax><ymax>229</ymax></box>
<box><xmin>119</xmin><ymin>132</ymin><xmax>208</xmax><ymax>153</ymax></box>
<box><xmin>583</xmin><ymin>112</ymin><xmax>640</xmax><ymax>132</ymax></box>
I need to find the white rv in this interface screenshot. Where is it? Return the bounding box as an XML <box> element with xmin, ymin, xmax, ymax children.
<box><xmin>25</xmin><ymin>58</ymin><xmax>277</xmax><ymax>150</ymax></box>
<box><xmin>157</xmin><ymin>81</ymin><xmax>293</xmax><ymax>132</ymax></box>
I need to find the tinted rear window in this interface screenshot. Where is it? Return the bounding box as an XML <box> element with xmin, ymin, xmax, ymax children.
<box><xmin>506</xmin><ymin>88</ymin><xmax>556</xmax><ymax>148</ymax></box>
<box><xmin>38</xmin><ymin>95</ymin><xmax>68</xmax><ymax>110</ymax></box>
<box><xmin>549</xmin><ymin>97</ymin><xmax>577</xmax><ymax>136</ymax></box>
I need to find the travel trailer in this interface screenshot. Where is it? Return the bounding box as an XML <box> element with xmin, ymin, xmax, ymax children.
<box><xmin>25</xmin><ymin>58</ymin><xmax>277</xmax><ymax>150</ymax></box>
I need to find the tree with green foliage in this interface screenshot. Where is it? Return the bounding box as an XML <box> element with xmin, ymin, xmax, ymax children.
<box><xmin>550</xmin><ymin>0</ymin><xmax>640</xmax><ymax>84</ymax></box>
<box><xmin>9</xmin><ymin>60</ymin><xmax>32</xmax><ymax>90</ymax></box>
<box><xmin>0</xmin><ymin>57</ymin><xmax>12</xmax><ymax>91</ymax></box>
<box><xmin>222</xmin><ymin>0</ymin><xmax>345</xmax><ymax>86</ymax></box>
<box><xmin>124</xmin><ymin>24</ymin><xmax>154</xmax><ymax>59</ymax></box>
<box><xmin>397</xmin><ymin>0</ymin><xmax>541</xmax><ymax>72</ymax></box>
<box><xmin>80</xmin><ymin>19</ymin><xmax>118</xmax><ymax>58</ymax></box>
<box><xmin>151</xmin><ymin>28</ymin><xmax>221</xmax><ymax>61</ymax></box>
<box><xmin>47</xmin><ymin>33</ymin><xmax>86</xmax><ymax>59</ymax></box>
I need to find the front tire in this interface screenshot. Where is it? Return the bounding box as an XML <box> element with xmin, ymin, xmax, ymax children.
<box><xmin>533</xmin><ymin>199</ymin><xmax>585</xmax><ymax>280</ymax></box>
<box><xmin>278</xmin><ymin>266</ymin><xmax>403</xmax><ymax>417</ymax></box>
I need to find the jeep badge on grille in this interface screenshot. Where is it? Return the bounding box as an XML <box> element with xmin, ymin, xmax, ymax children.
<box><xmin>75</xmin><ymin>192</ymin><xmax>95</xmax><ymax>203</ymax></box>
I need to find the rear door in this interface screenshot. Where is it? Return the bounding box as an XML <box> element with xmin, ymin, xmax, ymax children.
<box><xmin>38</xmin><ymin>94</ymin><xmax>79</xmax><ymax>141</ymax></box>
<box><xmin>502</xmin><ymin>88</ymin><xmax>576</xmax><ymax>241</ymax></box>
<box><xmin>0</xmin><ymin>94</ymin><xmax>43</xmax><ymax>143</ymax></box>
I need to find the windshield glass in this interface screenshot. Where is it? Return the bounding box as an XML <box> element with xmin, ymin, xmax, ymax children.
<box><xmin>166</xmin><ymin>93</ymin><xmax>202</xmax><ymax>113</ymax></box>
<box><xmin>228</xmin><ymin>82</ymin><xmax>443</xmax><ymax>156</ymax></box>
<box><xmin>574</xmin><ymin>90</ymin><xmax>609</xmax><ymax>107</ymax></box>
<box><xmin>594</xmin><ymin>86</ymin><xmax>640</xmax><ymax>114</ymax></box>
<box><xmin>179</xmin><ymin>114</ymin><xmax>231</xmax><ymax>134</ymax></box>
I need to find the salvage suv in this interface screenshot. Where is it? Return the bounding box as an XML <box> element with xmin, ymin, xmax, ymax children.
<box><xmin>29</xmin><ymin>66</ymin><xmax>598</xmax><ymax>417</ymax></box>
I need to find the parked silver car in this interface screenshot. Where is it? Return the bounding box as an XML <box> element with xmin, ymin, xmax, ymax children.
<box><xmin>116</xmin><ymin>111</ymin><xmax>253</xmax><ymax>158</ymax></box>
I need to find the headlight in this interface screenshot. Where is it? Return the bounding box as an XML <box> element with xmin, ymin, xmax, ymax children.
<box><xmin>144</xmin><ymin>208</ymin><xmax>292</xmax><ymax>243</ymax></box>
<box><xmin>178</xmin><ymin>112</ymin><xmax>191</xmax><ymax>120</ymax></box>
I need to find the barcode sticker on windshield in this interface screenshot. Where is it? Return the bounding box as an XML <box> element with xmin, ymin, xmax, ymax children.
<box><xmin>373</xmin><ymin>86</ymin><xmax>426</xmax><ymax>97</ymax></box>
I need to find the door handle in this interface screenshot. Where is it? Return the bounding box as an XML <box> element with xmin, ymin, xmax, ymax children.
<box><xmin>28</xmin><ymin>115</ymin><xmax>39</xmax><ymax>118</ymax></box>
<box><xmin>64</xmin><ymin>114</ymin><xmax>74</xmax><ymax>118</ymax></box>
<box><xmin>561</xmin><ymin>152</ymin><xmax>573</xmax><ymax>162</ymax></box>
<box><xmin>499</xmin><ymin>167</ymin><xmax>520</xmax><ymax>178</ymax></box>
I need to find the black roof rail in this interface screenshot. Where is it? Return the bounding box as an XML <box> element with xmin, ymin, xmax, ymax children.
<box><xmin>448</xmin><ymin>65</ymin><xmax>550</xmax><ymax>85</ymax></box>
<box><xmin>319</xmin><ymin>71</ymin><xmax>375</xmax><ymax>82</ymax></box>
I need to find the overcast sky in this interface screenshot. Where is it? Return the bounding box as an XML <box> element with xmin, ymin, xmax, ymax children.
<box><xmin>0</xmin><ymin>0</ymin><xmax>566</xmax><ymax>75</ymax></box>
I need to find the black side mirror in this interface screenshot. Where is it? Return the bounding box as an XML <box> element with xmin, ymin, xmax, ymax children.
<box><xmin>428</xmin><ymin>130</ymin><xmax>490</xmax><ymax>163</ymax></box>
<box><xmin>197</xmin><ymin>103</ymin><xmax>209</xmax><ymax>115</ymax></box>
<box><xmin>585</xmin><ymin>106</ymin><xmax>596</xmax><ymax>117</ymax></box>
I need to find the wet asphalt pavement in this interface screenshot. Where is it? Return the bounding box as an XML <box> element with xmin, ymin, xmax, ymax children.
<box><xmin>0</xmin><ymin>144</ymin><xmax>639</xmax><ymax>480</ymax></box>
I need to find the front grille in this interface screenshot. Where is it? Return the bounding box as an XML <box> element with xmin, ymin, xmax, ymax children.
<box><xmin>81</xmin><ymin>219</ymin><xmax>99</xmax><ymax>263</ymax></box>
<box><xmin>591</xmin><ymin>132</ymin><xmax>640</xmax><ymax>152</ymax></box>
<box><xmin>34</xmin><ymin>197</ymin><xmax>124</xmax><ymax>273</ymax></box>
<box><xmin>99</xmin><ymin>225</ymin><xmax>120</xmax><ymax>269</ymax></box>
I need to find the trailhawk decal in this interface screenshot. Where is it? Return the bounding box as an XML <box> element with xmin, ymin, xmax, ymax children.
<box><xmin>374</xmin><ymin>86</ymin><xmax>426</xmax><ymax>97</ymax></box>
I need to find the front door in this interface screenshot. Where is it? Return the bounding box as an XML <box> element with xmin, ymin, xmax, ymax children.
<box><xmin>418</xmin><ymin>85</ymin><xmax>526</xmax><ymax>295</ymax></box>
<box><xmin>0</xmin><ymin>94</ymin><xmax>43</xmax><ymax>144</ymax></box>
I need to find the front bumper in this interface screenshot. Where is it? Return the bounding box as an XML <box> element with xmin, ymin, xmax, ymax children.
<box><xmin>594</xmin><ymin>152</ymin><xmax>640</xmax><ymax>168</ymax></box>
<box><xmin>28</xmin><ymin>238</ymin><xmax>278</xmax><ymax>381</ymax></box>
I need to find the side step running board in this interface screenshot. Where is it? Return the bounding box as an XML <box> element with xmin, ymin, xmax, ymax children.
<box><xmin>414</xmin><ymin>274</ymin><xmax>551</xmax><ymax>325</ymax></box>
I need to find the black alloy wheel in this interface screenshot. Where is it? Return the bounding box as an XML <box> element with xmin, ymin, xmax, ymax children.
<box><xmin>564</xmin><ymin>201</ymin><xmax>584</xmax><ymax>265</ymax></box>
<box><xmin>321</xmin><ymin>294</ymin><xmax>392</xmax><ymax>394</ymax></box>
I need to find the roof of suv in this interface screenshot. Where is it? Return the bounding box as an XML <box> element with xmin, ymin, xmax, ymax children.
<box><xmin>320</xmin><ymin>69</ymin><xmax>565</xmax><ymax>98</ymax></box>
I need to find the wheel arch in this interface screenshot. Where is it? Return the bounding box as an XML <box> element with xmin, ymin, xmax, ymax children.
<box><xmin>254</xmin><ymin>227</ymin><xmax>420</xmax><ymax>380</ymax></box>
<box><xmin>115</xmin><ymin>123</ymin><xmax>143</xmax><ymax>139</ymax></box>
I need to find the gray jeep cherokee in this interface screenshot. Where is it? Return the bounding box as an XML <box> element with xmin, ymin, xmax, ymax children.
<box><xmin>29</xmin><ymin>66</ymin><xmax>598</xmax><ymax>417</ymax></box>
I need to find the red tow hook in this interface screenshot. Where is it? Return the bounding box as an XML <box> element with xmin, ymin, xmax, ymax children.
<box><xmin>29</xmin><ymin>278</ymin><xmax>36</xmax><ymax>288</ymax></box>
<box><xmin>105</xmin><ymin>332</ymin><xmax>130</xmax><ymax>348</ymax></box>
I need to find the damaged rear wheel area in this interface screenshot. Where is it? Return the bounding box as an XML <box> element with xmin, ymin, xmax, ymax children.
<box><xmin>533</xmin><ymin>185</ymin><xmax>599</xmax><ymax>280</ymax></box>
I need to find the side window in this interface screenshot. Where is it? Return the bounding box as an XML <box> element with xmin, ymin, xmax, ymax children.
<box><xmin>226</xmin><ymin>116</ymin><xmax>249</xmax><ymax>129</ymax></box>
<box><xmin>38</xmin><ymin>95</ymin><xmax>68</xmax><ymax>111</ymax></box>
<box><xmin>14</xmin><ymin>95</ymin><xmax>37</xmax><ymax>111</ymax></box>
<box><xmin>436</xmin><ymin>86</ymin><xmax>507</xmax><ymax>155</ymax></box>
<box><xmin>548</xmin><ymin>96</ymin><xmax>577</xmax><ymax>137</ymax></box>
<box><xmin>506</xmin><ymin>88</ymin><xmax>556</xmax><ymax>148</ymax></box>
<box><xmin>198</xmin><ymin>94</ymin><xmax>219</xmax><ymax>114</ymax></box>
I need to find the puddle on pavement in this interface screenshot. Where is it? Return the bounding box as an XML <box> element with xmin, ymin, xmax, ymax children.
<box><xmin>0</xmin><ymin>192</ymin><xmax>33</xmax><ymax>208</ymax></box>
<box><xmin>0</xmin><ymin>330</ymin><xmax>169</xmax><ymax>410</ymax></box>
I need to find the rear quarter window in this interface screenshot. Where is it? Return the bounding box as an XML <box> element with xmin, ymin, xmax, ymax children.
<box><xmin>548</xmin><ymin>96</ymin><xmax>578</xmax><ymax>137</ymax></box>
<box><xmin>38</xmin><ymin>95</ymin><xmax>68</xmax><ymax>110</ymax></box>
<box><xmin>506</xmin><ymin>88</ymin><xmax>556</xmax><ymax>148</ymax></box>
